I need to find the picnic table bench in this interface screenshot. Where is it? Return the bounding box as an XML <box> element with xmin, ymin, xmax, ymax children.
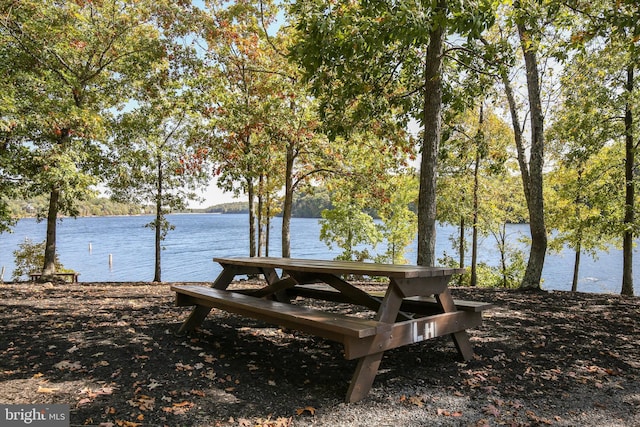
<box><xmin>29</xmin><ymin>271</ymin><xmax>79</xmax><ymax>283</ymax></box>
<box><xmin>171</xmin><ymin>257</ymin><xmax>493</xmax><ymax>403</ymax></box>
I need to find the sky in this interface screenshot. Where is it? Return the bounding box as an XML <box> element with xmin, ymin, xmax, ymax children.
<box><xmin>189</xmin><ymin>178</ymin><xmax>244</xmax><ymax>208</ymax></box>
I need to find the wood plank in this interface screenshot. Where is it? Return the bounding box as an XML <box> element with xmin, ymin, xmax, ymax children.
<box><xmin>286</xmin><ymin>285</ymin><xmax>354</xmax><ymax>303</ymax></box>
<box><xmin>343</xmin><ymin>311</ymin><xmax>483</xmax><ymax>359</ymax></box>
<box><xmin>315</xmin><ymin>273</ymin><xmax>384</xmax><ymax>313</ymax></box>
<box><xmin>403</xmin><ymin>296</ymin><xmax>494</xmax><ymax>312</ymax></box>
<box><xmin>250</xmin><ymin>276</ymin><xmax>298</xmax><ymax>298</ymax></box>
<box><xmin>172</xmin><ymin>285</ymin><xmax>389</xmax><ymax>339</ymax></box>
<box><xmin>287</xmin><ymin>285</ymin><xmax>493</xmax><ymax>313</ymax></box>
<box><xmin>214</xmin><ymin>257</ymin><xmax>465</xmax><ymax>279</ymax></box>
<box><xmin>346</xmin><ymin>352</ymin><xmax>384</xmax><ymax>403</ymax></box>
<box><xmin>393</xmin><ymin>276</ymin><xmax>450</xmax><ymax>297</ymax></box>
<box><xmin>176</xmin><ymin>305</ymin><xmax>212</xmax><ymax>335</ymax></box>
<box><xmin>29</xmin><ymin>272</ymin><xmax>79</xmax><ymax>283</ymax></box>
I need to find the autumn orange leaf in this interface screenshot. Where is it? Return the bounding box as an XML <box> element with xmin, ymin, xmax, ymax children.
<box><xmin>408</xmin><ymin>396</ymin><xmax>424</xmax><ymax>407</ymax></box>
<box><xmin>162</xmin><ymin>401</ymin><xmax>194</xmax><ymax>415</ymax></box>
<box><xmin>127</xmin><ymin>395</ymin><xmax>155</xmax><ymax>411</ymax></box>
<box><xmin>295</xmin><ymin>406</ymin><xmax>316</xmax><ymax>416</ymax></box>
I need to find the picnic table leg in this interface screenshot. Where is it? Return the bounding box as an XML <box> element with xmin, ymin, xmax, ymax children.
<box><xmin>435</xmin><ymin>289</ymin><xmax>475</xmax><ymax>361</ymax></box>
<box><xmin>177</xmin><ymin>266</ymin><xmax>237</xmax><ymax>335</ymax></box>
<box><xmin>451</xmin><ymin>330</ymin><xmax>474</xmax><ymax>361</ymax></box>
<box><xmin>177</xmin><ymin>306</ymin><xmax>212</xmax><ymax>335</ymax></box>
<box><xmin>212</xmin><ymin>267</ymin><xmax>238</xmax><ymax>289</ymax></box>
<box><xmin>261</xmin><ymin>267</ymin><xmax>280</xmax><ymax>285</ymax></box>
<box><xmin>345</xmin><ymin>280</ymin><xmax>405</xmax><ymax>402</ymax></box>
<box><xmin>346</xmin><ymin>352</ymin><xmax>384</xmax><ymax>403</ymax></box>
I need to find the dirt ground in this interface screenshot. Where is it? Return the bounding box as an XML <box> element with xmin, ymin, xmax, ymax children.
<box><xmin>0</xmin><ymin>281</ymin><xmax>638</xmax><ymax>427</ymax></box>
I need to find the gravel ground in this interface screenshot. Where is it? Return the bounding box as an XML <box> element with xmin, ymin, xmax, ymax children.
<box><xmin>0</xmin><ymin>281</ymin><xmax>638</xmax><ymax>426</ymax></box>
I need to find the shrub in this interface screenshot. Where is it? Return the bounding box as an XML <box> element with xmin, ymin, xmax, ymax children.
<box><xmin>12</xmin><ymin>239</ymin><xmax>65</xmax><ymax>281</ymax></box>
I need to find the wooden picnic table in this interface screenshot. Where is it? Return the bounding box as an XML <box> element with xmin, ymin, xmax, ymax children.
<box><xmin>29</xmin><ymin>271</ymin><xmax>79</xmax><ymax>283</ymax></box>
<box><xmin>171</xmin><ymin>257</ymin><xmax>492</xmax><ymax>402</ymax></box>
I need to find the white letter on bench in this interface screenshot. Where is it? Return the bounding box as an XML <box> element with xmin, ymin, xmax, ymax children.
<box><xmin>413</xmin><ymin>322</ymin><xmax>423</xmax><ymax>342</ymax></box>
<box><xmin>424</xmin><ymin>321</ymin><xmax>436</xmax><ymax>339</ymax></box>
<box><xmin>412</xmin><ymin>321</ymin><xmax>436</xmax><ymax>343</ymax></box>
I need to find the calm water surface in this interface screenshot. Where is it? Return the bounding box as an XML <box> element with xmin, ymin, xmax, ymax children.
<box><xmin>0</xmin><ymin>213</ymin><xmax>637</xmax><ymax>294</ymax></box>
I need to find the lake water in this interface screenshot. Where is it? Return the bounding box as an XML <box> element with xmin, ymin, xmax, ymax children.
<box><xmin>0</xmin><ymin>213</ymin><xmax>637</xmax><ymax>294</ymax></box>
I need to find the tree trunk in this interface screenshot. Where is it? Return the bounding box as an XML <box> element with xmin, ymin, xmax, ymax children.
<box><xmin>500</xmin><ymin>224</ymin><xmax>508</xmax><ymax>288</ymax></box>
<box><xmin>43</xmin><ymin>130</ymin><xmax>71</xmax><ymax>279</ymax></box>
<box><xmin>42</xmin><ymin>187</ymin><xmax>60</xmax><ymax>277</ymax></box>
<box><xmin>459</xmin><ymin>216</ymin><xmax>465</xmax><ymax>268</ymax></box>
<box><xmin>153</xmin><ymin>155</ymin><xmax>162</xmax><ymax>282</ymax></box>
<box><xmin>514</xmin><ymin>3</ymin><xmax>547</xmax><ymax>290</ymax></box>
<box><xmin>572</xmin><ymin>242</ymin><xmax>581</xmax><ymax>293</ymax></box>
<box><xmin>470</xmin><ymin>103</ymin><xmax>484</xmax><ymax>287</ymax></box>
<box><xmin>281</xmin><ymin>140</ymin><xmax>295</xmax><ymax>258</ymax></box>
<box><xmin>621</xmin><ymin>65</ymin><xmax>635</xmax><ymax>296</ymax></box>
<box><xmin>417</xmin><ymin>2</ymin><xmax>446</xmax><ymax>267</ymax></box>
<box><xmin>265</xmin><ymin>202</ymin><xmax>270</xmax><ymax>257</ymax></box>
<box><xmin>247</xmin><ymin>177</ymin><xmax>257</xmax><ymax>257</ymax></box>
<box><xmin>471</xmin><ymin>150</ymin><xmax>480</xmax><ymax>287</ymax></box>
<box><xmin>257</xmin><ymin>176</ymin><xmax>264</xmax><ymax>257</ymax></box>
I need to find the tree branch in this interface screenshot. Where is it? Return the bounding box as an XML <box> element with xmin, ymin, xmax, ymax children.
<box><xmin>259</xmin><ymin>0</ymin><xmax>287</xmax><ymax>59</ymax></box>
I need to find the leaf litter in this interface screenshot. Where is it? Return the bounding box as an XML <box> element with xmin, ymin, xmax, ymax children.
<box><xmin>0</xmin><ymin>281</ymin><xmax>638</xmax><ymax>426</ymax></box>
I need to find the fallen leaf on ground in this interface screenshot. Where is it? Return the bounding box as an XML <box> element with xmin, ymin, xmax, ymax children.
<box><xmin>437</xmin><ymin>408</ymin><xmax>462</xmax><ymax>417</ymax></box>
<box><xmin>408</xmin><ymin>396</ymin><xmax>424</xmax><ymax>407</ymax></box>
<box><xmin>296</xmin><ymin>406</ymin><xmax>316</xmax><ymax>416</ymax></box>
<box><xmin>127</xmin><ymin>395</ymin><xmax>155</xmax><ymax>411</ymax></box>
<box><xmin>54</xmin><ymin>360</ymin><xmax>83</xmax><ymax>371</ymax></box>
<box><xmin>483</xmin><ymin>404</ymin><xmax>500</xmax><ymax>417</ymax></box>
<box><xmin>162</xmin><ymin>400</ymin><xmax>195</xmax><ymax>415</ymax></box>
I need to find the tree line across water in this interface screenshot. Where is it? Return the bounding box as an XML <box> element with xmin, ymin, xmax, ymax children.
<box><xmin>1</xmin><ymin>1</ymin><xmax>637</xmax><ymax>295</ymax></box>
<box><xmin>7</xmin><ymin>190</ymin><xmax>334</xmax><ymax>219</ymax></box>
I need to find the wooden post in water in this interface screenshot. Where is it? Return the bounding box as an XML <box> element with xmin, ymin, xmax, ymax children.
<box><xmin>109</xmin><ymin>254</ymin><xmax>113</xmax><ymax>269</ymax></box>
<box><xmin>89</xmin><ymin>242</ymin><xmax>92</xmax><ymax>254</ymax></box>
<box><xmin>1</xmin><ymin>266</ymin><xmax>4</xmax><ymax>283</ymax></box>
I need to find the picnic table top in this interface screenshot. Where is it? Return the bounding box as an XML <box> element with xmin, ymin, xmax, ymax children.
<box><xmin>213</xmin><ymin>256</ymin><xmax>466</xmax><ymax>279</ymax></box>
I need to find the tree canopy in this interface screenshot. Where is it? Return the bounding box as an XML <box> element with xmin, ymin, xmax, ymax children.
<box><xmin>1</xmin><ymin>0</ymin><xmax>637</xmax><ymax>295</ymax></box>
